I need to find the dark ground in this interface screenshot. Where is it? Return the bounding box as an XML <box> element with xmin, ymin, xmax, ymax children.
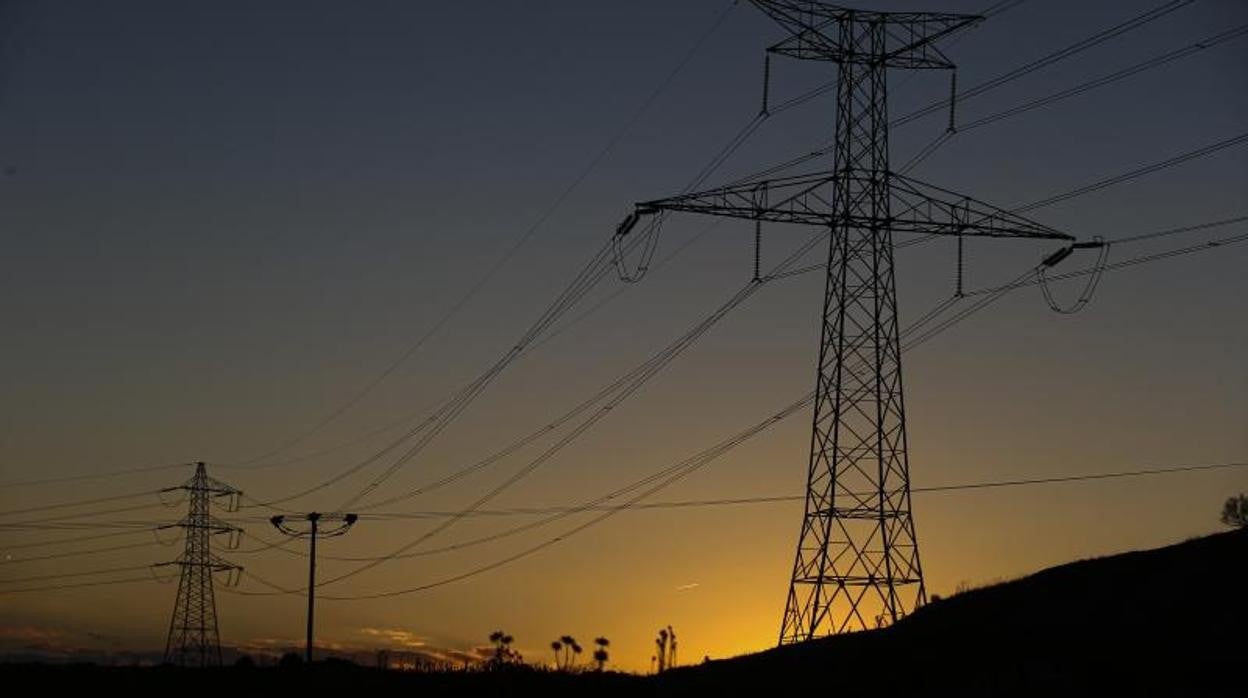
<box><xmin>5</xmin><ymin>528</ymin><xmax>1244</xmax><ymax>696</ymax></box>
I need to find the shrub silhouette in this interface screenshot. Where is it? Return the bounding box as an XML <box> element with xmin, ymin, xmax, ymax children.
<box><xmin>487</xmin><ymin>630</ymin><xmax>519</xmax><ymax>668</ymax></box>
<box><xmin>593</xmin><ymin>637</ymin><xmax>610</xmax><ymax>671</ymax></box>
<box><xmin>1221</xmin><ymin>494</ymin><xmax>1247</xmax><ymax>528</ymax></box>
<box><xmin>655</xmin><ymin>626</ymin><xmax>677</xmax><ymax>672</ymax></box>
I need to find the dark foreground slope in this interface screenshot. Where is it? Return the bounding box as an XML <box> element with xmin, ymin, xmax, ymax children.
<box><xmin>663</xmin><ymin>527</ymin><xmax>1246</xmax><ymax>696</ymax></box>
<box><xmin>4</xmin><ymin>529</ymin><xmax>1244</xmax><ymax>697</ymax></box>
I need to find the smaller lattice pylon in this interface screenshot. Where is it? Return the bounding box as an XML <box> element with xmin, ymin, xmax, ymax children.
<box><xmin>155</xmin><ymin>462</ymin><xmax>243</xmax><ymax>667</ymax></box>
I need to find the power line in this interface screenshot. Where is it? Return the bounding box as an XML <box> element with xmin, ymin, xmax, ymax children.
<box><xmin>1014</xmin><ymin>131</ymin><xmax>1248</xmax><ymax>213</ymax></box>
<box><xmin>0</xmin><ymin>0</ymin><xmax>1034</xmax><ymax>499</ymax></box>
<box><xmin>228</xmin><ymin>264</ymin><xmax>1029</xmax><ymax>587</ymax></box>
<box><xmin>0</xmin><ymin>521</ymin><xmax>163</xmax><ymax>532</ymax></box>
<box><xmin>0</xmin><ymin>489</ymin><xmax>165</xmax><ymax>518</ymax></box>
<box><xmin>755</xmin><ymin>0</ymin><xmax>1030</xmax><ymax>123</ymax></box>
<box><xmin>0</xmin><ymin>529</ymin><xmax>157</xmax><ymax>551</ymax></box>
<box><xmin>299</xmin><ymin>234</ymin><xmax>836</xmax><ymax>590</ymax></box>
<box><xmin>915</xmin><ymin>461</ymin><xmax>1248</xmax><ymax>493</ymax></box>
<box><xmin>957</xmin><ymin>24</ymin><xmax>1248</xmax><ymax>132</ymax></box>
<box><xmin>962</xmin><ymin>229</ymin><xmax>1248</xmax><ymax>297</ymax></box>
<box><xmin>1106</xmin><ymin>214</ymin><xmax>1248</xmax><ymax>245</ymax></box>
<box><xmin>0</xmin><ymin>462</ymin><xmax>191</xmax><ymax>489</ymax></box>
<box><xmin>217</xmin><ymin>0</ymin><xmax>1029</xmax><ymax>503</ymax></box>
<box><xmin>240</xmin><ymin>237</ymin><xmax>619</xmax><ymax>510</ymax></box>
<box><xmin>0</xmin><ymin>0</ymin><xmax>1206</xmax><ymax>506</ymax></box>
<box><xmin>227</xmin><ymin>211</ymin><xmax>1246</xmax><ymax>586</ymax></box>
<box><xmin>230</xmin><ymin>205</ymin><xmax>1247</xmax><ymax>596</ymax></box>
<box><xmin>0</xmin><ymin>575</ymin><xmax>153</xmax><ymax>595</ymax></box>
<box><xmin>0</xmin><ymin>501</ymin><xmax>183</xmax><ymax>529</ymax></box>
<box><xmin>1</xmin><ymin>539</ymin><xmax>168</xmax><ymax>564</ymax></box>
<box><xmin>227</xmin><ymin>2</ymin><xmax>741</xmax><ymax>469</ymax></box>
<box><xmin>311</xmin><ymin>451</ymin><xmax>1246</xmax><ymax>601</ymax></box>
<box><xmin>218</xmin><ymin>225</ymin><xmax>724</xmax><ymax>486</ymax></box>
<box><xmin>301</xmin><ymin>461</ymin><xmax>1248</xmax><ymax>520</ymax></box>
<box><xmin>0</xmin><ymin>564</ymin><xmax>155</xmax><ymax>585</ymax></box>
<box><xmin>892</xmin><ymin>0</ymin><xmax>1196</xmax><ymax>128</ymax></box>
<box><xmin>732</xmin><ymin>0</ymin><xmax>1203</xmax><ymax>184</ymax></box>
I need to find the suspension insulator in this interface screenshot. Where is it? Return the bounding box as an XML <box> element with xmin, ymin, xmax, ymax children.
<box><xmin>1041</xmin><ymin>246</ymin><xmax>1074</xmax><ymax>268</ymax></box>
<box><xmin>615</xmin><ymin>212</ymin><xmax>641</xmax><ymax>238</ymax></box>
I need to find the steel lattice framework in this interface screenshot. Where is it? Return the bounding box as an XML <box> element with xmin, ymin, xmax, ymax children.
<box><xmin>157</xmin><ymin>462</ymin><xmax>242</xmax><ymax>667</ymax></box>
<box><xmin>620</xmin><ymin>1</ymin><xmax>1073</xmax><ymax>643</ymax></box>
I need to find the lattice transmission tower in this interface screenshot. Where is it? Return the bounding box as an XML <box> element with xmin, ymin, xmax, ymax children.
<box><xmin>616</xmin><ymin>1</ymin><xmax>1074</xmax><ymax>642</ymax></box>
<box><xmin>156</xmin><ymin>462</ymin><xmax>243</xmax><ymax>666</ymax></box>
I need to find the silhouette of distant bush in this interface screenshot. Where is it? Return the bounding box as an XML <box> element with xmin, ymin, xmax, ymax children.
<box><xmin>278</xmin><ymin>652</ymin><xmax>303</xmax><ymax>669</ymax></box>
<box><xmin>486</xmin><ymin>630</ymin><xmax>521</xmax><ymax>669</ymax></box>
<box><xmin>233</xmin><ymin>655</ymin><xmax>255</xmax><ymax>669</ymax></box>
<box><xmin>593</xmin><ymin>637</ymin><xmax>610</xmax><ymax>671</ymax></box>
<box><xmin>1221</xmin><ymin>494</ymin><xmax>1247</xmax><ymax>528</ymax></box>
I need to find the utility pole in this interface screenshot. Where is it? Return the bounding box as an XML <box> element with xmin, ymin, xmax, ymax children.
<box><xmin>270</xmin><ymin>512</ymin><xmax>358</xmax><ymax>663</ymax></box>
<box><xmin>616</xmin><ymin>1</ymin><xmax>1075</xmax><ymax>642</ymax></box>
<box><xmin>156</xmin><ymin>462</ymin><xmax>243</xmax><ymax>667</ymax></box>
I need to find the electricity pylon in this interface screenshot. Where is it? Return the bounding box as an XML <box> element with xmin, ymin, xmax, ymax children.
<box><xmin>156</xmin><ymin>462</ymin><xmax>243</xmax><ymax>666</ymax></box>
<box><xmin>616</xmin><ymin>1</ymin><xmax>1074</xmax><ymax>643</ymax></box>
<box><xmin>269</xmin><ymin>512</ymin><xmax>358</xmax><ymax>663</ymax></box>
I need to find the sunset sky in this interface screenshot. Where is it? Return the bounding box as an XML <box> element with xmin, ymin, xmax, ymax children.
<box><xmin>1</xmin><ymin>0</ymin><xmax>1246</xmax><ymax>671</ymax></box>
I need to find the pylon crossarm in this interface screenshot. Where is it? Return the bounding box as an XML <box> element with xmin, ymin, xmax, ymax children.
<box><xmin>208</xmin><ymin>554</ymin><xmax>242</xmax><ymax>572</ymax></box>
<box><xmin>634</xmin><ymin>169</ymin><xmax>1073</xmax><ymax>242</ymax></box>
<box><xmin>636</xmin><ymin>170</ymin><xmax>838</xmax><ymax>227</ymax></box>
<box><xmin>157</xmin><ymin>518</ymin><xmax>240</xmax><ymax>534</ymax></box>
<box><xmin>154</xmin><ymin>559</ymin><xmax>238</xmax><ymax>571</ymax></box>
<box><xmin>753</xmin><ymin>1</ymin><xmax>981</xmax><ymax>67</ymax></box>
<box><xmin>888</xmin><ymin>173</ymin><xmax>1074</xmax><ymax>240</ymax></box>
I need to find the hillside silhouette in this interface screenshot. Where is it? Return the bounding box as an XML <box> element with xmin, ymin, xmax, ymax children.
<box><xmin>664</xmin><ymin>527</ymin><xmax>1245</xmax><ymax>696</ymax></box>
<box><xmin>3</xmin><ymin>529</ymin><xmax>1243</xmax><ymax>696</ymax></box>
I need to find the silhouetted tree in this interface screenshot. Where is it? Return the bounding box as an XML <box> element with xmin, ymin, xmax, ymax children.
<box><xmin>232</xmin><ymin>654</ymin><xmax>255</xmax><ymax>669</ymax></box>
<box><xmin>668</xmin><ymin>626</ymin><xmax>677</xmax><ymax>668</ymax></box>
<box><xmin>550</xmin><ymin>640</ymin><xmax>562</xmax><ymax>669</ymax></box>
<box><xmin>556</xmin><ymin>634</ymin><xmax>580</xmax><ymax>670</ymax></box>
<box><xmin>593</xmin><ymin>636</ymin><xmax>610</xmax><ymax>671</ymax></box>
<box><xmin>278</xmin><ymin>652</ymin><xmax>303</xmax><ymax>669</ymax></box>
<box><xmin>1221</xmin><ymin>494</ymin><xmax>1248</xmax><ymax>528</ymax></box>
<box><xmin>487</xmin><ymin>630</ymin><xmax>518</xmax><ymax>668</ymax></box>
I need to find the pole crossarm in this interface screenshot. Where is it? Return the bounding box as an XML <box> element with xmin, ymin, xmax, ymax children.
<box><xmin>752</xmin><ymin>1</ymin><xmax>981</xmax><ymax>68</ymax></box>
<box><xmin>270</xmin><ymin>512</ymin><xmax>358</xmax><ymax>538</ymax></box>
<box><xmin>633</xmin><ymin>171</ymin><xmax>1073</xmax><ymax>241</ymax></box>
<box><xmin>268</xmin><ymin>511</ymin><xmax>358</xmax><ymax>663</ymax></box>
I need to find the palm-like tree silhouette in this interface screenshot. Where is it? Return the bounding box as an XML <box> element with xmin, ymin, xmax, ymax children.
<box><xmin>593</xmin><ymin>636</ymin><xmax>610</xmax><ymax>671</ymax></box>
<box><xmin>553</xmin><ymin>634</ymin><xmax>581</xmax><ymax>670</ymax></box>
